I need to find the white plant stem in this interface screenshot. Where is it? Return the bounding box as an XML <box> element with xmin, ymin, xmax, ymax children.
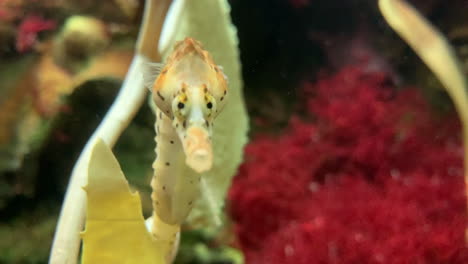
<box><xmin>49</xmin><ymin>0</ymin><xmax>172</xmax><ymax>262</ymax></box>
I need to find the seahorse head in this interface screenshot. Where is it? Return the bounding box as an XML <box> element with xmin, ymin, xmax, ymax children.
<box><xmin>150</xmin><ymin>37</ymin><xmax>228</xmax><ymax>173</ymax></box>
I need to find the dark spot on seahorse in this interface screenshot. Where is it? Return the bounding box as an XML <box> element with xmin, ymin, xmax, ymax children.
<box><xmin>156</xmin><ymin>201</ymin><xmax>159</xmax><ymax>205</ymax></box>
<box><xmin>162</xmin><ymin>185</ymin><xmax>166</xmax><ymax>190</ymax></box>
<box><xmin>176</xmin><ymin>123</ymin><xmax>179</xmax><ymax>128</ymax></box>
<box><xmin>204</xmin><ymin>86</ymin><xmax>208</xmax><ymax>93</ymax></box>
<box><xmin>205</xmin><ymin>120</ymin><xmax>209</xmax><ymax>127</ymax></box>
<box><xmin>166</xmin><ymin>110</ymin><xmax>170</xmax><ymax>114</ymax></box>
<box><xmin>159</xmin><ymin>112</ymin><xmax>162</xmax><ymax>119</ymax></box>
<box><xmin>157</xmin><ymin>91</ymin><xmax>165</xmax><ymax>101</ymax></box>
<box><xmin>224</xmin><ymin>90</ymin><xmax>227</xmax><ymax>95</ymax></box>
<box><xmin>183</xmin><ymin>120</ymin><xmax>186</xmax><ymax>128</ymax></box>
<box><xmin>162</xmin><ymin>69</ymin><xmax>168</xmax><ymax>74</ymax></box>
<box><xmin>214</xmin><ymin>67</ymin><xmax>219</xmax><ymax>72</ymax></box>
<box><xmin>166</xmin><ymin>162</ymin><xmax>170</xmax><ymax>166</ymax></box>
<box><xmin>220</xmin><ymin>96</ymin><xmax>224</xmax><ymax>101</ymax></box>
<box><xmin>188</xmin><ymin>201</ymin><xmax>193</xmax><ymax>206</ymax></box>
<box><xmin>170</xmin><ymin>140</ymin><xmax>174</xmax><ymax>144</ymax></box>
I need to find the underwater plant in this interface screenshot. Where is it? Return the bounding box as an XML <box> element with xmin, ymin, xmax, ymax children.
<box><xmin>229</xmin><ymin>65</ymin><xmax>467</xmax><ymax>263</ymax></box>
<box><xmin>48</xmin><ymin>1</ymin><xmax>171</xmax><ymax>262</ymax></box>
<box><xmin>228</xmin><ymin>1</ymin><xmax>468</xmax><ymax>262</ymax></box>
<box><xmin>379</xmin><ymin>0</ymin><xmax>468</xmax><ymax>239</ymax></box>
<box><xmin>81</xmin><ymin>139</ymin><xmax>165</xmax><ymax>264</ymax></box>
<box><xmin>50</xmin><ymin>0</ymin><xmax>248</xmax><ymax>263</ymax></box>
<box><xmin>16</xmin><ymin>15</ymin><xmax>56</xmax><ymax>53</ymax></box>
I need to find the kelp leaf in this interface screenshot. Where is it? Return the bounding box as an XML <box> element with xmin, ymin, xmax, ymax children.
<box><xmin>159</xmin><ymin>0</ymin><xmax>249</xmax><ymax>227</ymax></box>
<box><xmin>81</xmin><ymin>139</ymin><xmax>163</xmax><ymax>264</ymax></box>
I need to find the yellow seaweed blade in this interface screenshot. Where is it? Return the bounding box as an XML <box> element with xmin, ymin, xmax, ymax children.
<box><xmin>81</xmin><ymin>139</ymin><xmax>164</xmax><ymax>264</ymax></box>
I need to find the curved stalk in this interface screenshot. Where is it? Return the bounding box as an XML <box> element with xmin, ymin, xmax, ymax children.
<box><xmin>49</xmin><ymin>1</ymin><xmax>172</xmax><ymax>263</ymax></box>
<box><xmin>379</xmin><ymin>0</ymin><xmax>468</xmax><ymax>240</ymax></box>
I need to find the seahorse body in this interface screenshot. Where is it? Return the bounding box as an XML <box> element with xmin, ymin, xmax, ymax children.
<box><xmin>146</xmin><ymin>37</ymin><xmax>228</xmax><ymax>227</ymax></box>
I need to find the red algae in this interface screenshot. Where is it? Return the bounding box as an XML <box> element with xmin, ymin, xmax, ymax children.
<box><xmin>228</xmin><ymin>66</ymin><xmax>467</xmax><ymax>263</ymax></box>
<box><xmin>16</xmin><ymin>15</ymin><xmax>56</xmax><ymax>52</ymax></box>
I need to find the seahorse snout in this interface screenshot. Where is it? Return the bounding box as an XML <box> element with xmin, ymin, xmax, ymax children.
<box><xmin>183</xmin><ymin>126</ymin><xmax>212</xmax><ymax>173</ymax></box>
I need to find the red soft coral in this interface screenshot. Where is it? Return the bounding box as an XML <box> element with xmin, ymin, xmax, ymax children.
<box><xmin>228</xmin><ymin>65</ymin><xmax>467</xmax><ymax>263</ymax></box>
<box><xmin>16</xmin><ymin>15</ymin><xmax>56</xmax><ymax>52</ymax></box>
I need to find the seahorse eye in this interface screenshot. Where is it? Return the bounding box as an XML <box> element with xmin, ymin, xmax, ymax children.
<box><xmin>172</xmin><ymin>94</ymin><xmax>189</xmax><ymax>120</ymax></box>
<box><xmin>206</xmin><ymin>102</ymin><xmax>213</xmax><ymax>109</ymax></box>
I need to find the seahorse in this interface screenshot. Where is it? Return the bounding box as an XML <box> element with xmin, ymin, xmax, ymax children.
<box><xmin>143</xmin><ymin>37</ymin><xmax>228</xmax><ymax>259</ymax></box>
